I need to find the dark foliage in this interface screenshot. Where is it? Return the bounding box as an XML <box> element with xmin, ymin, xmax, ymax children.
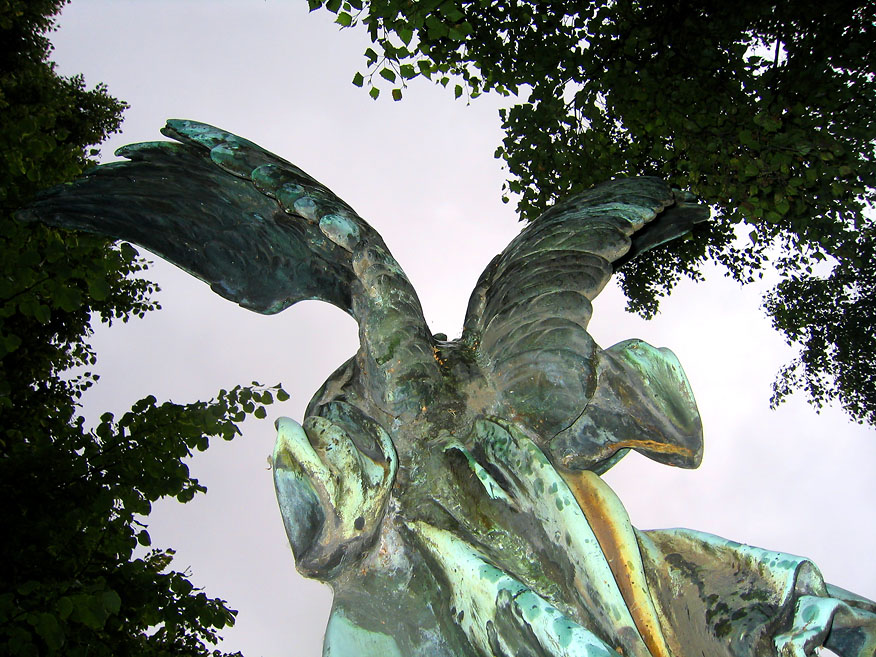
<box><xmin>311</xmin><ymin>0</ymin><xmax>876</xmax><ymax>424</ymax></box>
<box><xmin>0</xmin><ymin>2</ymin><xmax>285</xmax><ymax>654</ymax></box>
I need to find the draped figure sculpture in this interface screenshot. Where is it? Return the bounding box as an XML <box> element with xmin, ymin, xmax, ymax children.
<box><xmin>20</xmin><ymin>120</ymin><xmax>876</xmax><ymax>657</ymax></box>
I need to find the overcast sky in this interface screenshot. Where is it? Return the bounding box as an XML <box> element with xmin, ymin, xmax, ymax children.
<box><xmin>50</xmin><ymin>2</ymin><xmax>875</xmax><ymax>656</ymax></box>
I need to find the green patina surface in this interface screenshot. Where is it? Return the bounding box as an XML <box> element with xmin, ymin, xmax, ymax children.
<box><xmin>324</xmin><ymin>609</ymin><xmax>403</xmax><ymax>657</ymax></box>
<box><xmin>21</xmin><ymin>119</ymin><xmax>876</xmax><ymax>657</ymax></box>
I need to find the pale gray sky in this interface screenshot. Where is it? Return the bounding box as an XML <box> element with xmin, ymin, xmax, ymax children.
<box><xmin>51</xmin><ymin>2</ymin><xmax>875</xmax><ymax>656</ymax></box>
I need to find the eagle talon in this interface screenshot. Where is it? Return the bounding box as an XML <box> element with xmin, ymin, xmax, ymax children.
<box><xmin>272</xmin><ymin>415</ymin><xmax>397</xmax><ymax>579</ymax></box>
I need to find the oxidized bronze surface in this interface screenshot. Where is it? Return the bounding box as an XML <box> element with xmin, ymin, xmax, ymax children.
<box><xmin>21</xmin><ymin>120</ymin><xmax>876</xmax><ymax>656</ymax></box>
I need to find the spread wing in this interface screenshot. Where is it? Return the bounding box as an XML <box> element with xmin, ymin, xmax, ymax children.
<box><xmin>462</xmin><ymin>178</ymin><xmax>709</xmax><ymax>471</ymax></box>
<box><xmin>19</xmin><ymin>120</ymin><xmax>372</xmax><ymax>314</ymax></box>
<box><xmin>18</xmin><ymin>120</ymin><xmax>441</xmax><ymax>416</ymax></box>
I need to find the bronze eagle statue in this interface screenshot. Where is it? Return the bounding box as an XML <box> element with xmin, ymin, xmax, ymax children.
<box><xmin>20</xmin><ymin>120</ymin><xmax>876</xmax><ymax>656</ymax></box>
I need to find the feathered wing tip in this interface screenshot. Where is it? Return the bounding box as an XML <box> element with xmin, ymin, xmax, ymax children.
<box><xmin>18</xmin><ymin>119</ymin><xmax>358</xmax><ymax>314</ymax></box>
<box><xmin>17</xmin><ymin>119</ymin><xmax>441</xmax><ymax>415</ymax></box>
<box><xmin>463</xmin><ymin>177</ymin><xmax>707</xmax><ymax>472</ymax></box>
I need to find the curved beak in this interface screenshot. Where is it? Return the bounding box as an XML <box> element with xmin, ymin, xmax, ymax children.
<box><xmin>550</xmin><ymin>339</ymin><xmax>703</xmax><ymax>473</ymax></box>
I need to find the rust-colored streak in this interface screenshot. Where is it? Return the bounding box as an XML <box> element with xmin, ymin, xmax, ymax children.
<box><xmin>611</xmin><ymin>439</ymin><xmax>693</xmax><ymax>458</ymax></box>
<box><xmin>560</xmin><ymin>469</ymin><xmax>673</xmax><ymax>657</ymax></box>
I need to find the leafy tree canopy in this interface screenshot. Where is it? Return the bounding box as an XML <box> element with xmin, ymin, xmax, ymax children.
<box><xmin>309</xmin><ymin>0</ymin><xmax>876</xmax><ymax>425</ymax></box>
<box><xmin>1</xmin><ymin>1</ymin><xmax>284</xmax><ymax>654</ymax></box>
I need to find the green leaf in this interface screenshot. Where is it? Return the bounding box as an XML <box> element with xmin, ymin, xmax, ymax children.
<box><xmin>325</xmin><ymin>0</ymin><xmax>342</xmax><ymax>13</ymax></box>
<box><xmin>177</xmin><ymin>487</ymin><xmax>197</xmax><ymax>503</ymax></box>
<box><xmin>454</xmin><ymin>84</ymin><xmax>463</xmax><ymax>99</ymax></box>
<box><xmin>425</xmin><ymin>15</ymin><xmax>449</xmax><ymax>39</ymax></box>
<box><xmin>439</xmin><ymin>1</ymin><xmax>465</xmax><ymax>22</ymax></box>
<box><xmin>33</xmin><ymin>613</ymin><xmax>64</xmax><ymax>651</ymax></box>
<box><xmin>336</xmin><ymin>11</ymin><xmax>353</xmax><ymax>27</ymax></box>
<box><xmin>1</xmin><ymin>332</ymin><xmax>22</xmax><ymax>356</ymax></box>
<box><xmin>170</xmin><ymin>577</ymin><xmax>194</xmax><ymax>596</ymax></box>
<box><xmin>71</xmin><ymin>594</ymin><xmax>105</xmax><ymax>629</ymax></box>
<box><xmin>352</xmin><ymin>71</ymin><xmax>364</xmax><ymax>87</ymax></box>
<box><xmin>775</xmin><ymin>197</ymin><xmax>790</xmax><ymax>215</ymax></box>
<box><xmin>56</xmin><ymin>597</ymin><xmax>74</xmax><ymax>620</ymax></box>
<box><xmin>30</xmin><ymin>303</ymin><xmax>51</xmax><ymax>324</ymax></box>
<box><xmin>738</xmin><ymin>129</ymin><xmax>755</xmax><ymax>147</ymax></box>
<box><xmin>87</xmin><ymin>277</ymin><xmax>110</xmax><ymax>301</ymax></box>
<box><xmin>17</xmin><ymin>581</ymin><xmax>39</xmax><ymax>596</ymax></box>
<box><xmin>399</xmin><ymin>27</ymin><xmax>414</xmax><ymax>45</ymax></box>
<box><xmin>102</xmin><ymin>590</ymin><xmax>121</xmax><ymax>616</ymax></box>
<box><xmin>54</xmin><ymin>285</ymin><xmax>83</xmax><ymax>312</ymax></box>
<box><xmin>392</xmin><ymin>88</ymin><xmax>403</xmax><ymax>101</ymax></box>
<box><xmin>379</xmin><ymin>67</ymin><xmax>397</xmax><ymax>83</ymax></box>
<box><xmin>254</xmin><ymin>405</ymin><xmax>267</xmax><ymax>419</ymax></box>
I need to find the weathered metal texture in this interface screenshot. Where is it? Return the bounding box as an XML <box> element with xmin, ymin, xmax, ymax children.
<box><xmin>20</xmin><ymin>120</ymin><xmax>876</xmax><ymax>656</ymax></box>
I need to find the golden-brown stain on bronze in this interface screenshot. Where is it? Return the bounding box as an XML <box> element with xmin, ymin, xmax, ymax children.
<box><xmin>560</xmin><ymin>468</ymin><xmax>673</xmax><ymax>657</ymax></box>
<box><xmin>611</xmin><ymin>439</ymin><xmax>694</xmax><ymax>458</ymax></box>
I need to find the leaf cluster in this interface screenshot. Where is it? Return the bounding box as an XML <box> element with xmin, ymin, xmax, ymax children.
<box><xmin>1</xmin><ymin>2</ymin><xmax>289</xmax><ymax>654</ymax></box>
<box><xmin>313</xmin><ymin>0</ymin><xmax>876</xmax><ymax>424</ymax></box>
<box><xmin>0</xmin><ymin>382</ymin><xmax>287</xmax><ymax>657</ymax></box>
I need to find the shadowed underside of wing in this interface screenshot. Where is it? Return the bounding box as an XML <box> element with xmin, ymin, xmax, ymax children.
<box><xmin>18</xmin><ymin>120</ymin><xmax>442</xmax><ymax>417</ymax></box>
<box><xmin>17</xmin><ymin>120</ymin><xmax>369</xmax><ymax>315</ymax></box>
<box><xmin>463</xmin><ymin>178</ymin><xmax>709</xmax><ymax>469</ymax></box>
